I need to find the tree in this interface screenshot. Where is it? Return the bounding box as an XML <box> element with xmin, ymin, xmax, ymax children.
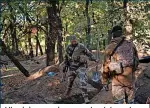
<box><xmin>0</xmin><ymin>39</ymin><xmax>30</xmax><ymax>77</ymax></box>
<box><xmin>85</xmin><ymin>0</ymin><xmax>91</xmax><ymax>49</ymax></box>
<box><xmin>46</xmin><ymin>0</ymin><xmax>63</xmax><ymax>65</ymax></box>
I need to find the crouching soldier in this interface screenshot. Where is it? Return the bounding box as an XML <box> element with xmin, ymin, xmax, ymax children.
<box><xmin>62</xmin><ymin>35</ymin><xmax>98</xmax><ymax>103</ymax></box>
<box><xmin>102</xmin><ymin>25</ymin><xmax>139</xmax><ymax>104</ymax></box>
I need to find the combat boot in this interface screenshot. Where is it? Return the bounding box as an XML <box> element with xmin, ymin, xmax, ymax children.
<box><xmin>83</xmin><ymin>96</ymin><xmax>90</xmax><ymax>104</ymax></box>
<box><xmin>64</xmin><ymin>87</ymin><xmax>72</xmax><ymax>97</ymax></box>
<box><xmin>82</xmin><ymin>89</ymin><xmax>90</xmax><ymax>104</ymax></box>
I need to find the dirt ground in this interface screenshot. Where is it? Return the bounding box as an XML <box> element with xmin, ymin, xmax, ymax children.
<box><xmin>2</xmin><ymin>54</ymin><xmax>150</xmax><ymax>104</ymax></box>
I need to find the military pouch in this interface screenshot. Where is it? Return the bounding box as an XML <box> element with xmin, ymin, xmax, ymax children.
<box><xmin>69</xmin><ymin>62</ymin><xmax>80</xmax><ymax>71</ymax></box>
<box><xmin>73</xmin><ymin>56</ymin><xmax>80</xmax><ymax>62</ymax></box>
<box><xmin>108</xmin><ymin>62</ymin><xmax>123</xmax><ymax>74</ymax></box>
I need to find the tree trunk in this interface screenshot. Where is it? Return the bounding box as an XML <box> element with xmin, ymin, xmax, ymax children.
<box><xmin>46</xmin><ymin>0</ymin><xmax>63</xmax><ymax>65</ymax></box>
<box><xmin>45</xmin><ymin>24</ymin><xmax>48</xmax><ymax>54</ymax></box>
<box><xmin>25</xmin><ymin>42</ymin><xmax>28</xmax><ymax>55</ymax></box>
<box><xmin>35</xmin><ymin>35</ymin><xmax>39</xmax><ymax>56</ymax></box>
<box><xmin>57</xmin><ymin>17</ymin><xmax>63</xmax><ymax>64</ymax></box>
<box><xmin>123</xmin><ymin>0</ymin><xmax>133</xmax><ymax>39</ymax></box>
<box><xmin>0</xmin><ymin>40</ymin><xmax>30</xmax><ymax>77</ymax></box>
<box><xmin>28</xmin><ymin>31</ymin><xmax>34</xmax><ymax>58</ymax></box>
<box><xmin>13</xmin><ymin>16</ymin><xmax>19</xmax><ymax>53</ymax></box>
<box><xmin>10</xmin><ymin>22</ymin><xmax>16</xmax><ymax>52</ymax></box>
<box><xmin>38</xmin><ymin>39</ymin><xmax>43</xmax><ymax>56</ymax></box>
<box><xmin>36</xmin><ymin>16</ymin><xmax>43</xmax><ymax>56</ymax></box>
<box><xmin>36</xmin><ymin>16</ymin><xmax>39</xmax><ymax>56</ymax></box>
<box><xmin>85</xmin><ymin>0</ymin><xmax>91</xmax><ymax>50</ymax></box>
<box><xmin>107</xmin><ymin>30</ymin><xmax>112</xmax><ymax>45</ymax></box>
<box><xmin>46</xmin><ymin>6</ymin><xmax>57</xmax><ymax>66</ymax></box>
<box><xmin>9</xmin><ymin>6</ymin><xmax>18</xmax><ymax>54</ymax></box>
<box><xmin>36</xmin><ymin>35</ymin><xmax>43</xmax><ymax>56</ymax></box>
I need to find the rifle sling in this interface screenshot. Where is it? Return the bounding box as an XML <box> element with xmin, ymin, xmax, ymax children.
<box><xmin>110</xmin><ymin>37</ymin><xmax>125</xmax><ymax>57</ymax></box>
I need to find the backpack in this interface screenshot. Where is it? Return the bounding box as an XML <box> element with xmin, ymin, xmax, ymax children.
<box><xmin>107</xmin><ymin>37</ymin><xmax>139</xmax><ymax>74</ymax></box>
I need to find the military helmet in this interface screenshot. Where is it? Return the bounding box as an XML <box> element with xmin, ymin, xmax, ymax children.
<box><xmin>70</xmin><ymin>35</ymin><xmax>77</xmax><ymax>41</ymax></box>
<box><xmin>111</xmin><ymin>25</ymin><xmax>122</xmax><ymax>34</ymax></box>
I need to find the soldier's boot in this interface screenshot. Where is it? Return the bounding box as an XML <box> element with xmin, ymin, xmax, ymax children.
<box><xmin>65</xmin><ymin>87</ymin><xmax>72</xmax><ymax>96</ymax></box>
<box><xmin>82</xmin><ymin>94</ymin><xmax>90</xmax><ymax>104</ymax></box>
<box><xmin>83</xmin><ymin>96</ymin><xmax>90</xmax><ymax>104</ymax></box>
<box><xmin>64</xmin><ymin>73</ymin><xmax>76</xmax><ymax>97</ymax></box>
<box><xmin>82</xmin><ymin>89</ymin><xmax>90</xmax><ymax>104</ymax></box>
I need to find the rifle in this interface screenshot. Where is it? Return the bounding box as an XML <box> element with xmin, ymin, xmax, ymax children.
<box><xmin>61</xmin><ymin>65</ymin><xmax>68</xmax><ymax>82</ymax></box>
<box><xmin>61</xmin><ymin>44</ymin><xmax>77</xmax><ymax>82</ymax></box>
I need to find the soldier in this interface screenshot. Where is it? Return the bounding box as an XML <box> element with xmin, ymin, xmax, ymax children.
<box><xmin>62</xmin><ymin>35</ymin><xmax>98</xmax><ymax>103</ymax></box>
<box><xmin>102</xmin><ymin>25</ymin><xmax>139</xmax><ymax>104</ymax></box>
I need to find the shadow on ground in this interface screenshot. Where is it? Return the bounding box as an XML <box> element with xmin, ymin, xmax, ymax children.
<box><xmin>54</xmin><ymin>91</ymin><xmax>98</xmax><ymax>104</ymax></box>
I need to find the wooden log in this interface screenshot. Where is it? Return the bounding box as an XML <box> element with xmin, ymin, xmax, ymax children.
<box><xmin>0</xmin><ymin>39</ymin><xmax>30</xmax><ymax>77</ymax></box>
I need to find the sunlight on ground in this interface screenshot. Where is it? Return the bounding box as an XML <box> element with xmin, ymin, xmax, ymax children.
<box><xmin>27</xmin><ymin>70</ymin><xmax>44</xmax><ymax>80</ymax></box>
<box><xmin>47</xmin><ymin>80</ymin><xmax>60</xmax><ymax>87</ymax></box>
<box><xmin>6</xmin><ymin>67</ymin><xmax>18</xmax><ymax>71</ymax></box>
<box><xmin>27</xmin><ymin>65</ymin><xmax>59</xmax><ymax>81</ymax></box>
<box><xmin>1</xmin><ymin>73</ymin><xmax>20</xmax><ymax>78</ymax></box>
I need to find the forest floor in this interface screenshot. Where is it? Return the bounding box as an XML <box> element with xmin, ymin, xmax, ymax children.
<box><xmin>2</xmin><ymin>54</ymin><xmax>150</xmax><ymax>104</ymax></box>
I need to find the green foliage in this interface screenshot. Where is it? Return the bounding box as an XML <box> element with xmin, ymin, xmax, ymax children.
<box><xmin>0</xmin><ymin>0</ymin><xmax>150</xmax><ymax>55</ymax></box>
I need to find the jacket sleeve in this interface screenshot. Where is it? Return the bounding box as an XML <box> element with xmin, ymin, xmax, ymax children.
<box><xmin>101</xmin><ymin>48</ymin><xmax>111</xmax><ymax>84</ymax></box>
<box><xmin>82</xmin><ymin>46</ymin><xmax>96</xmax><ymax>61</ymax></box>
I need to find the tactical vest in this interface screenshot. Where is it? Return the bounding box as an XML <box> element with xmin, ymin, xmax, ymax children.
<box><xmin>66</xmin><ymin>43</ymin><xmax>88</xmax><ymax>70</ymax></box>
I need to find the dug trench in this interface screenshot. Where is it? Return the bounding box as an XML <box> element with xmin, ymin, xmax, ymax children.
<box><xmin>2</xmin><ymin>54</ymin><xmax>150</xmax><ymax>104</ymax></box>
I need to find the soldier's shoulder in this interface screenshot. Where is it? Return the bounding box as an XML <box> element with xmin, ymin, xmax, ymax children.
<box><xmin>78</xmin><ymin>43</ymin><xmax>86</xmax><ymax>48</ymax></box>
<box><xmin>105</xmin><ymin>42</ymin><xmax>116</xmax><ymax>55</ymax></box>
<box><xmin>124</xmin><ymin>39</ymin><xmax>135</xmax><ymax>47</ymax></box>
<box><xmin>105</xmin><ymin>42</ymin><xmax>116</xmax><ymax>50</ymax></box>
<box><xmin>66</xmin><ymin>44</ymin><xmax>72</xmax><ymax>50</ymax></box>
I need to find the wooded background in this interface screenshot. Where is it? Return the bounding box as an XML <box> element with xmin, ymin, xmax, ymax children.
<box><xmin>0</xmin><ymin>0</ymin><xmax>150</xmax><ymax>66</ymax></box>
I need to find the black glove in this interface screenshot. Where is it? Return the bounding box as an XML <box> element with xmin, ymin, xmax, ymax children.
<box><xmin>95</xmin><ymin>59</ymin><xmax>99</xmax><ymax>63</ymax></box>
<box><xmin>103</xmin><ymin>84</ymin><xmax>109</xmax><ymax>91</ymax></box>
<box><xmin>61</xmin><ymin>72</ymin><xmax>66</xmax><ymax>83</ymax></box>
<box><xmin>63</xmin><ymin>65</ymin><xmax>68</xmax><ymax>73</ymax></box>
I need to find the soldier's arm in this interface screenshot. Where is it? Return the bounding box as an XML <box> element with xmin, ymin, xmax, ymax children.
<box><xmin>82</xmin><ymin>46</ymin><xmax>96</xmax><ymax>61</ymax></box>
<box><xmin>101</xmin><ymin>44</ymin><xmax>112</xmax><ymax>85</ymax></box>
<box><xmin>101</xmin><ymin>55</ymin><xmax>111</xmax><ymax>84</ymax></box>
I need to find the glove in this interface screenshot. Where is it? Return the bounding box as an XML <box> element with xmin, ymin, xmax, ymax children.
<box><xmin>95</xmin><ymin>59</ymin><xmax>99</xmax><ymax>63</ymax></box>
<box><xmin>103</xmin><ymin>84</ymin><xmax>109</xmax><ymax>91</ymax></box>
<box><xmin>63</xmin><ymin>65</ymin><xmax>68</xmax><ymax>73</ymax></box>
<box><xmin>61</xmin><ymin>70</ymin><xmax>67</xmax><ymax>83</ymax></box>
<box><xmin>61</xmin><ymin>73</ymin><xmax>66</xmax><ymax>83</ymax></box>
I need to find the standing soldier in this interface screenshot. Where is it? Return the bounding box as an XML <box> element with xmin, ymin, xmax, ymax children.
<box><xmin>102</xmin><ymin>25</ymin><xmax>139</xmax><ymax>104</ymax></box>
<box><xmin>62</xmin><ymin>35</ymin><xmax>98</xmax><ymax>103</ymax></box>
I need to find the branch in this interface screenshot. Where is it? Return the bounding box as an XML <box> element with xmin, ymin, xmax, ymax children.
<box><xmin>3</xmin><ymin>23</ymin><xmax>11</xmax><ymax>39</ymax></box>
<box><xmin>59</xmin><ymin>0</ymin><xmax>65</xmax><ymax>14</ymax></box>
<box><xmin>18</xmin><ymin>5</ymin><xmax>35</xmax><ymax>23</ymax></box>
<box><xmin>0</xmin><ymin>39</ymin><xmax>30</xmax><ymax>77</ymax></box>
<box><xmin>123</xmin><ymin>0</ymin><xmax>128</xmax><ymax>8</ymax></box>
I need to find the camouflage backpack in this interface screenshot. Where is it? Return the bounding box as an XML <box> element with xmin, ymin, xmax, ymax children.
<box><xmin>105</xmin><ymin>37</ymin><xmax>139</xmax><ymax>74</ymax></box>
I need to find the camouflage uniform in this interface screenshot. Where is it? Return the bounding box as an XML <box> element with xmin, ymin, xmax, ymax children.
<box><xmin>64</xmin><ymin>43</ymin><xmax>96</xmax><ymax>103</ymax></box>
<box><xmin>102</xmin><ymin>36</ymin><xmax>139</xmax><ymax>104</ymax></box>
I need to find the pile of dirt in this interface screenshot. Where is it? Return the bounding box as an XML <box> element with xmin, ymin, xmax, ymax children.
<box><xmin>4</xmin><ymin>60</ymin><xmax>102</xmax><ymax>104</ymax></box>
<box><xmin>4</xmin><ymin>71</ymin><xmax>65</xmax><ymax>104</ymax></box>
<box><xmin>90</xmin><ymin>85</ymin><xmax>113</xmax><ymax>104</ymax></box>
<box><xmin>89</xmin><ymin>63</ymin><xmax>150</xmax><ymax>104</ymax></box>
<box><xmin>135</xmin><ymin>63</ymin><xmax>150</xmax><ymax>104</ymax></box>
<box><xmin>3</xmin><ymin>53</ymin><xmax>150</xmax><ymax>104</ymax></box>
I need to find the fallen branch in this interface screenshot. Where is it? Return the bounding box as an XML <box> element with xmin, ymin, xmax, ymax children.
<box><xmin>0</xmin><ymin>39</ymin><xmax>30</xmax><ymax>77</ymax></box>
